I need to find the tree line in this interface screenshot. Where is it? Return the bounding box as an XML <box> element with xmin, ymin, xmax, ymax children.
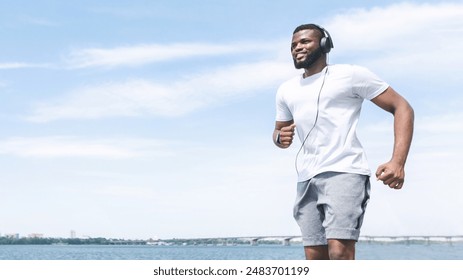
<box><xmin>0</xmin><ymin>237</ymin><xmax>116</xmax><ymax>245</ymax></box>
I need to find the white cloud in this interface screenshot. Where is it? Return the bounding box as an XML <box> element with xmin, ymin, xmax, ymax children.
<box><xmin>328</xmin><ymin>2</ymin><xmax>463</xmax><ymax>52</ymax></box>
<box><xmin>65</xmin><ymin>42</ymin><xmax>281</xmax><ymax>68</ymax></box>
<box><xmin>28</xmin><ymin>2</ymin><xmax>463</xmax><ymax>123</ymax></box>
<box><xmin>326</xmin><ymin>2</ymin><xmax>463</xmax><ymax>79</ymax></box>
<box><xmin>0</xmin><ymin>136</ymin><xmax>171</xmax><ymax>159</ymax></box>
<box><xmin>0</xmin><ymin>62</ymin><xmax>50</xmax><ymax>69</ymax></box>
<box><xmin>27</xmin><ymin>60</ymin><xmax>296</xmax><ymax>122</ymax></box>
<box><xmin>417</xmin><ymin>112</ymin><xmax>463</xmax><ymax>134</ymax></box>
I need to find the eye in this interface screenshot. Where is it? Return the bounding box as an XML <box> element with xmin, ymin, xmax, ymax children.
<box><xmin>300</xmin><ymin>39</ymin><xmax>311</xmax><ymax>44</ymax></box>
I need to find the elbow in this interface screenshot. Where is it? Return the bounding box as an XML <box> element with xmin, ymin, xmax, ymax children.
<box><xmin>394</xmin><ymin>100</ymin><xmax>414</xmax><ymax>119</ymax></box>
<box><xmin>405</xmin><ymin>101</ymin><xmax>415</xmax><ymax>121</ymax></box>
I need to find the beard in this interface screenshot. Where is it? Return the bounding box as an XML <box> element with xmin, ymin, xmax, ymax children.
<box><xmin>293</xmin><ymin>47</ymin><xmax>323</xmax><ymax>69</ymax></box>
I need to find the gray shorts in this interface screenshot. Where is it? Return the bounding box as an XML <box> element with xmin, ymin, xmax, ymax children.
<box><xmin>293</xmin><ymin>172</ymin><xmax>370</xmax><ymax>246</ymax></box>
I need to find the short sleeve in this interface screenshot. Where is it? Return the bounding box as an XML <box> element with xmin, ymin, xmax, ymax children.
<box><xmin>275</xmin><ymin>86</ymin><xmax>293</xmax><ymax>121</ymax></box>
<box><xmin>352</xmin><ymin>65</ymin><xmax>389</xmax><ymax>100</ymax></box>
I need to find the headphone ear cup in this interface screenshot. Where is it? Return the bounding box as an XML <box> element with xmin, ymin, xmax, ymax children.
<box><xmin>320</xmin><ymin>37</ymin><xmax>332</xmax><ymax>53</ymax></box>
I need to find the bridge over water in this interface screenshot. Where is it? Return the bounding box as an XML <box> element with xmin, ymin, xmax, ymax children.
<box><xmin>359</xmin><ymin>235</ymin><xmax>463</xmax><ymax>245</ymax></box>
<box><xmin>186</xmin><ymin>235</ymin><xmax>463</xmax><ymax>246</ymax></box>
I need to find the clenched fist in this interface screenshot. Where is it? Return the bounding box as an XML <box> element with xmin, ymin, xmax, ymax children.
<box><xmin>275</xmin><ymin>123</ymin><xmax>296</xmax><ymax>148</ymax></box>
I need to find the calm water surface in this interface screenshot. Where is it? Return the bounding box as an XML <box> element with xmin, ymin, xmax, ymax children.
<box><xmin>1</xmin><ymin>243</ymin><xmax>462</xmax><ymax>260</ymax></box>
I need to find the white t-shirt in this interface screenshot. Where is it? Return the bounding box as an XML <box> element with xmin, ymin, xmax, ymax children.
<box><xmin>275</xmin><ymin>64</ymin><xmax>389</xmax><ymax>182</ymax></box>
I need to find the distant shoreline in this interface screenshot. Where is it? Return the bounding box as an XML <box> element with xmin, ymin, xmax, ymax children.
<box><xmin>1</xmin><ymin>236</ymin><xmax>463</xmax><ymax>246</ymax></box>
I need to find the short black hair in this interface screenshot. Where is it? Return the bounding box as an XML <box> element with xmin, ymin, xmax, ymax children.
<box><xmin>293</xmin><ymin>24</ymin><xmax>325</xmax><ymax>40</ymax></box>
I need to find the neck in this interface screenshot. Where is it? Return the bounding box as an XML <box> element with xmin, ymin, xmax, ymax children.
<box><xmin>303</xmin><ymin>60</ymin><xmax>327</xmax><ymax>78</ymax></box>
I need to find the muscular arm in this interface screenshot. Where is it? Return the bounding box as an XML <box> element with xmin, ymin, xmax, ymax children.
<box><xmin>273</xmin><ymin>120</ymin><xmax>295</xmax><ymax>149</ymax></box>
<box><xmin>371</xmin><ymin>87</ymin><xmax>414</xmax><ymax>189</ymax></box>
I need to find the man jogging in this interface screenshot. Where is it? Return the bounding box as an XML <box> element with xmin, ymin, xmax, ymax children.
<box><xmin>273</xmin><ymin>24</ymin><xmax>414</xmax><ymax>260</ymax></box>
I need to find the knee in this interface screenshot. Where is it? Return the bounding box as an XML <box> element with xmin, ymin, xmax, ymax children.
<box><xmin>304</xmin><ymin>246</ymin><xmax>329</xmax><ymax>260</ymax></box>
<box><xmin>328</xmin><ymin>240</ymin><xmax>355</xmax><ymax>260</ymax></box>
<box><xmin>328</xmin><ymin>247</ymin><xmax>353</xmax><ymax>260</ymax></box>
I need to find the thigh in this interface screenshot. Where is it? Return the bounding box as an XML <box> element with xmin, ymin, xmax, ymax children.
<box><xmin>317</xmin><ymin>172</ymin><xmax>370</xmax><ymax>240</ymax></box>
<box><xmin>293</xmin><ymin>180</ymin><xmax>327</xmax><ymax>246</ymax></box>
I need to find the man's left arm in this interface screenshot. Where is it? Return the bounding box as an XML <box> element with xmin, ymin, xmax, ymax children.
<box><xmin>371</xmin><ymin>87</ymin><xmax>414</xmax><ymax>189</ymax></box>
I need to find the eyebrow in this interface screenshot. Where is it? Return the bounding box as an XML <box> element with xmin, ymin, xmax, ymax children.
<box><xmin>291</xmin><ymin>38</ymin><xmax>312</xmax><ymax>49</ymax></box>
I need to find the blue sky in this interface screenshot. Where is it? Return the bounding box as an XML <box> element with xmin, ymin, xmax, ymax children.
<box><xmin>1</xmin><ymin>0</ymin><xmax>462</xmax><ymax>239</ymax></box>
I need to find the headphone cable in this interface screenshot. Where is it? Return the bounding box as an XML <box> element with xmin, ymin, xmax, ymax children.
<box><xmin>295</xmin><ymin>66</ymin><xmax>329</xmax><ymax>177</ymax></box>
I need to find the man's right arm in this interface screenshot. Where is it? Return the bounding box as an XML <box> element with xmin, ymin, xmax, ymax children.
<box><xmin>273</xmin><ymin>121</ymin><xmax>296</xmax><ymax>149</ymax></box>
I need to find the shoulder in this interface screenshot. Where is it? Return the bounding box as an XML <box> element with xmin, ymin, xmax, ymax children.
<box><xmin>327</xmin><ymin>64</ymin><xmax>370</xmax><ymax>75</ymax></box>
<box><xmin>329</xmin><ymin>64</ymin><xmax>385</xmax><ymax>82</ymax></box>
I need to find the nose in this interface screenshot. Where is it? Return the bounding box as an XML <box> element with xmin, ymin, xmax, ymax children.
<box><xmin>292</xmin><ymin>42</ymin><xmax>304</xmax><ymax>53</ymax></box>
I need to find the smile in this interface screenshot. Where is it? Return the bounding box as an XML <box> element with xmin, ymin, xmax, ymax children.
<box><xmin>296</xmin><ymin>53</ymin><xmax>306</xmax><ymax>60</ymax></box>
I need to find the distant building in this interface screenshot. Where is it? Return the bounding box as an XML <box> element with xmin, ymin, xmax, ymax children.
<box><xmin>70</xmin><ymin>230</ymin><xmax>76</xmax><ymax>238</ymax></box>
<box><xmin>28</xmin><ymin>233</ymin><xmax>44</xmax><ymax>238</ymax></box>
<box><xmin>5</xmin><ymin>233</ymin><xmax>20</xmax><ymax>239</ymax></box>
